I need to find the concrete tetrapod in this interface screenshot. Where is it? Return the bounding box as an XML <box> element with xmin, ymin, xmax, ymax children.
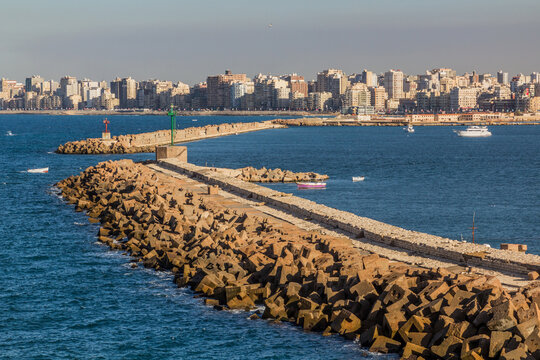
<box><xmin>57</xmin><ymin>159</ymin><xmax>540</xmax><ymax>359</ymax></box>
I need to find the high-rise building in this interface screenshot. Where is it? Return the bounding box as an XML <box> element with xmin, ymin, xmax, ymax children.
<box><xmin>343</xmin><ymin>83</ymin><xmax>371</xmax><ymax>109</ymax></box>
<box><xmin>282</xmin><ymin>74</ymin><xmax>308</xmax><ymax>97</ymax></box>
<box><xmin>470</xmin><ymin>71</ymin><xmax>480</xmax><ymax>84</ymax></box>
<box><xmin>450</xmin><ymin>87</ymin><xmax>478</xmax><ymax>110</ymax></box>
<box><xmin>0</xmin><ymin>78</ymin><xmax>18</xmax><ymax>98</ymax></box>
<box><xmin>119</xmin><ymin>77</ymin><xmax>137</xmax><ymax>108</ymax></box>
<box><xmin>207</xmin><ymin>70</ymin><xmax>247</xmax><ymax>109</ymax></box>
<box><xmin>316</xmin><ymin>69</ymin><xmax>349</xmax><ymax>98</ymax></box>
<box><xmin>59</xmin><ymin>76</ymin><xmax>78</xmax><ymax>98</ymax></box>
<box><xmin>110</xmin><ymin>77</ymin><xmax>121</xmax><ymax>100</ymax></box>
<box><xmin>273</xmin><ymin>86</ymin><xmax>291</xmax><ymax>109</ymax></box>
<box><xmin>370</xmin><ymin>86</ymin><xmax>387</xmax><ymax>111</ymax></box>
<box><xmin>361</xmin><ymin>70</ymin><xmax>377</xmax><ymax>87</ymax></box>
<box><xmin>307</xmin><ymin>92</ymin><xmax>333</xmax><ymax>111</ymax></box>
<box><xmin>253</xmin><ymin>74</ymin><xmax>276</xmax><ymax>109</ymax></box>
<box><xmin>190</xmin><ymin>82</ymin><xmax>207</xmax><ymax>109</ymax></box>
<box><xmin>25</xmin><ymin>75</ymin><xmax>44</xmax><ymax>93</ymax></box>
<box><xmin>230</xmin><ymin>81</ymin><xmax>247</xmax><ymax>109</ymax></box>
<box><xmin>383</xmin><ymin>70</ymin><xmax>403</xmax><ymax>100</ymax></box>
<box><xmin>497</xmin><ymin>71</ymin><xmax>509</xmax><ymax>85</ymax></box>
<box><xmin>440</xmin><ymin>77</ymin><xmax>456</xmax><ymax>93</ymax></box>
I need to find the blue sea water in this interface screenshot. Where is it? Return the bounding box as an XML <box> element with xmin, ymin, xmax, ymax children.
<box><xmin>0</xmin><ymin>114</ymin><xmax>389</xmax><ymax>360</ymax></box>
<box><xmin>0</xmin><ymin>114</ymin><xmax>538</xmax><ymax>359</ymax></box>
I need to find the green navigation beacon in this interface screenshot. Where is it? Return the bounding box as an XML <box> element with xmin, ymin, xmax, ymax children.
<box><xmin>168</xmin><ymin>105</ymin><xmax>176</xmax><ymax>145</ymax></box>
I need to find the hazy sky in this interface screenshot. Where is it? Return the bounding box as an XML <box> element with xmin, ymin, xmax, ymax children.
<box><xmin>1</xmin><ymin>0</ymin><xmax>539</xmax><ymax>84</ymax></box>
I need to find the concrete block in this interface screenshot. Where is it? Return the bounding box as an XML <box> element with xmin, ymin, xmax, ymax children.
<box><xmin>330</xmin><ymin>309</ymin><xmax>362</xmax><ymax>335</ymax></box>
<box><xmin>500</xmin><ymin>243</ymin><xmax>527</xmax><ymax>253</ymax></box>
<box><xmin>402</xmin><ymin>342</ymin><xmax>430</xmax><ymax>359</ymax></box>
<box><xmin>487</xmin><ymin>301</ymin><xmax>518</xmax><ymax>331</ymax></box>
<box><xmin>430</xmin><ymin>335</ymin><xmax>463</xmax><ymax>358</ymax></box>
<box><xmin>525</xmin><ymin>329</ymin><xmax>540</xmax><ymax>358</ymax></box>
<box><xmin>360</xmin><ymin>324</ymin><xmax>382</xmax><ymax>346</ymax></box>
<box><xmin>156</xmin><ymin>145</ymin><xmax>187</xmax><ymax>162</ymax></box>
<box><xmin>489</xmin><ymin>331</ymin><xmax>513</xmax><ymax>358</ymax></box>
<box><xmin>529</xmin><ymin>271</ymin><xmax>540</xmax><ymax>280</ymax></box>
<box><xmin>383</xmin><ymin>311</ymin><xmax>407</xmax><ymax>338</ymax></box>
<box><xmin>369</xmin><ymin>335</ymin><xmax>402</xmax><ymax>354</ymax></box>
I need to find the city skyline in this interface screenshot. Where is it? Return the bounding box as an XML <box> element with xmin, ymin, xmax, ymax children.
<box><xmin>2</xmin><ymin>0</ymin><xmax>539</xmax><ymax>83</ymax></box>
<box><xmin>1</xmin><ymin>66</ymin><xmax>538</xmax><ymax>86</ymax></box>
<box><xmin>3</xmin><ymin>67</ymin><xmax>540</xmax><ymax>113</ymax></box>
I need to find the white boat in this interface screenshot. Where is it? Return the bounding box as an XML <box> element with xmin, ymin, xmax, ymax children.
<box><xmin>27</xmin><ymin>167</ymin><xmax>49</xmax><ymax>173</ymax></box>
<box><xmin>454</xmin><ymin>126</ymin><xmax>492</xmax><ymax>137</ymax></box>
<box><xmin>404</xmin><ymin>124</ymin><xmax>415</xmax><ymax>133</ymax></box>
<box><xmin>297</xmin><ymin>182</ymin><xmax>326</xmax><ymax>189</ymax></box>
<box><xmin>6</xmin><ymin>130</ymin><xmax>13</xmax><ymax>136</ymax></box>
<box><xmin>352</xmin><ymin>176</ymin><xmax>365</xmax><ymax>182</ymax></box>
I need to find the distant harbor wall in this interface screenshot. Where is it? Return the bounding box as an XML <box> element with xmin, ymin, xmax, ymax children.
<box><xmin>273</xmin><ymin>117</ymin><xmax>540</xmax><ymax>127</ymax></box>
<box><xmin>159</xmin><ymin>158</ymin><xmax>540</xmax><ymax>276</ymax></box>
<box><xmin>56</xmin><ymin>121</ymin><xmax>285</xmax><ymax>154</ymax></box>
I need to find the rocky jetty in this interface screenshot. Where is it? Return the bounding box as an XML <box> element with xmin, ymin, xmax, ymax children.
<box><xmin>56</xmin><ymin>121</ymin><xmax>283</xmax><ymax>154</ymax></box>
<box><xmin>273</xmin><ymin>118</ymin><xmax>328</xmax><ymax>126</ymax></box>
<box><xmin>235</xmin><ymin>166</ymin><xmax>328</xmax><ymax>183</ymax></box>
<box><xmin>57</xmin><ymin>159</ymin><xmax>540</xmax><ymax>359</ymax></box>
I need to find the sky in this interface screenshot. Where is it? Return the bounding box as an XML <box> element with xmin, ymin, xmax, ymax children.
<box><xmin>1</xmin><ymin>0</ymin><xmax>539</xmax><ymax>84</ymax></box>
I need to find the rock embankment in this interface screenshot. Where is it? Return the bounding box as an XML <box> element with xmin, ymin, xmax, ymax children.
<box><xmin>273</xmin><ymin>118</ymin><xmax>328</xmax><ymax>126</ymax></box>
<box><xmin>56</xmin><ymin>121</ymin><xmax>283</xmax><ymax>154</ymax></box>
<box><xmin>235</xmin><ymin>166</ymin><xmax>328</xmax><ymax>183</ymax></box>
<box><xmin>57</xmin><ymin>159</ymin><xmax>540</xmax><ymax>359</ymax></box>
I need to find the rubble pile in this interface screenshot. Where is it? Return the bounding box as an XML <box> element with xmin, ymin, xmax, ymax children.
<box><xmin>236</xmin><ymin>167</ymin><xmax>328</xmax><ymax>183</ymax></box>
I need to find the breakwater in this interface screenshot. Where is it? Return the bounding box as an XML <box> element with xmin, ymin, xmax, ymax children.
<box><xmin>234</xmin><ymin>166</ymin><xmax>328</xmax><ymax>183</ymax></box>
<box><xmin>55</xmin><ymin>121</ymin><xmax>284</xmax><ymax>154</ymax></box>
<box><xmin>273</xmin><ymin>118</ymin><xmax>540</xmax><ymax>127</ymax></box>
<box><xmin>159</xmin><ymin>159</ymin><xmax>540</xmax><ymax>277</ymax></box>
<box><xmin>57</xmin><ymin>159</ymin><xmax>540</xmax><ymax>359</ymax></box>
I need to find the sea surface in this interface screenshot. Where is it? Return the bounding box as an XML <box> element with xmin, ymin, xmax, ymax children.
<box><xmin>0</xmin><ymin>114</ymin><xmax>538</xmax><ymax>359</ymax></box>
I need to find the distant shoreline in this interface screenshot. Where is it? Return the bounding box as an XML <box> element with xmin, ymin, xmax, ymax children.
<box><xmin>0</xmin><ymin>109</ymin><xmax>330</xmax><ymax>117</ymax></box>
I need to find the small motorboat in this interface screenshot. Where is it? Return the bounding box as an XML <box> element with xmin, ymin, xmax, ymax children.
<box><xmin>6</xmin><ymin>130</ymin><xmax>14</xmax><ymax>136</ymax></box>
<box><xmin>404</xmin><ymin>124</ymin><xmax>415</xmax><ymax>133</ymax></box>
<box><xmin>352</xmin><ymin>176</ymin><xmax>365</xmax><ymax>182</ymax></box>
<box><xmin>27</xmin><ymin>167</ymin><xmax>49</xmax><ymax>173</ymax></box>
<box><xmin>297</xmin><ymin>182</ymin><xmax>326</xmax><ymax>189</ymax></box>
<box><xmin>454</xmin><ymin>126</ymin><xmax>491</xmax><ymax>137</ymax></box>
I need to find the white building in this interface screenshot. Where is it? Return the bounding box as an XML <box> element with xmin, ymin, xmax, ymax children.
<box><xmin>230</xmin><ymin>82</ymin><xmax>246</xmax><ymax>109</ymax></box>
<box><xmin>383</xmin><ymin>70</ymin><xmax>403</xmax><ymax>99</ymax></box>
<box><xmin>450</xmin><ymin>87</ymin><xmax>478</xmax><ymax>110</ymax></box>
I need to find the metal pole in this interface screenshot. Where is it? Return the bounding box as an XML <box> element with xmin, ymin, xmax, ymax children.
<box><xmin>168</xmin><ymin>105</ymin><xmax>176</xmax><ymax>146</ymax></box>
<box><xmin>471</xmin><ymin>212</ymin><xmax>476</xmax><ymax>244</ymax></box>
